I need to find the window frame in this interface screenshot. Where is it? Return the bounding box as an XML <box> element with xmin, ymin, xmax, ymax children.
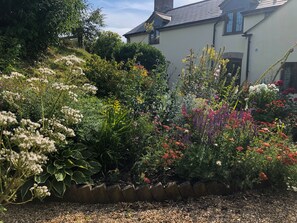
<box><xmin>224</xmin><ymin>10</ymin><xmax>244</xmax><ymax>35</ymax></box>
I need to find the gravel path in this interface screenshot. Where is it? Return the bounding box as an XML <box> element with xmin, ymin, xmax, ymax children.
<box><xmin>1</xmin><ymin>190</ymin><xmax>297</xmax><ymax>223</ymax></box>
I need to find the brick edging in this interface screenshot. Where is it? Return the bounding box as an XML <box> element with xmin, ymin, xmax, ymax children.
<box><xmin>61</xmin><ymin>181</ymin><xmax>232</xmax><ymax>204</ymax></box>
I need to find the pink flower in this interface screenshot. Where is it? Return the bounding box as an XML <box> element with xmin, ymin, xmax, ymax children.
<box><xmin>236</xmin><ymin>146</ymin><xmax>244</xmax><ymax>152</ymax></box>
<box><xmin>143</xmin><ymin>177</ymin><xmax>151</xmax><ymax>184</ymax></box>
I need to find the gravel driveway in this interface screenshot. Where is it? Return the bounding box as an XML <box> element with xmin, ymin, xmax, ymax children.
<box><xmin>1</xmin><ymin>190</ymin><xmax>297</xmax><ymax>223</ymax></box>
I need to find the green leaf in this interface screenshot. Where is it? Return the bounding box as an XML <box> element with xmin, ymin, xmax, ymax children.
<box><xmin>89</xmin><ymin>161</ymin><xmax>101</xmax><ymax>173</ymax></box>
<box><xmin>20</xmin><ymin>179</ymin><xmax>34</xmax><ymax>201</ymax></box>
<box><xmin>71</xmin><ymin>171</ymin><xmax>87</xmax><ymax>184</ymax></box>
<box><xmin>52</xmin><ymin>180</ymin><xmax>66</xmax><ymax>197</ymax></box>
<box><xmin>46</xmin><ymin>163</ymin><xmax>56</xmax><ymax>175</ymax></box>
<box><xmin>53</xmin><ymin>160</ymin><xmax>64</xmax><ymax>170</ymax></box>
<box><xmin>72</xmin><ymin>159</ymin><xmax>89</xmax><ymax>169</ymax></box>
<box><xmin>69</xmin><ymin>150</ymin><xmax>84</xmax><ymax>160</ymax></box>
<box><xmin>64</xmin><ymin>175</ymin><xmax>72</xmax><ymax>187</ymax></box>
<box><xmin>54</xmin><ymin>171</ymin><xmax>66</xmax><ymax>182</ymax></box>
<box><xmin>35</xmin><ymin>173</ymin><xmax>50</xmax><ymax>184</ymax></box>
<box><xmin>65</xmin><ymin>159</ymin><xmax>75</xmax><ymax>168</ymax></box>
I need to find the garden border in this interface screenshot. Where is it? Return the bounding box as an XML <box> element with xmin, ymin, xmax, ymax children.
<box><xmin>60</xmin><ymin>181</ymin><xmax>233</xmax><ymax>204</ymax></box>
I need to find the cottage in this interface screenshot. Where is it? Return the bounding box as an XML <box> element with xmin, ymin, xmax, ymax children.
<box><xmin>124</xmin><ymin>0</ymin><xmax>297</xmax><ymax>89</ymax></box>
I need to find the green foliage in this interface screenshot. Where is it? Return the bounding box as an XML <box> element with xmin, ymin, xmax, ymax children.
<box><xmin>0</xmin><ymin>0</ymin><xmax>85</xmax><ymax>59</ymax></box>
<box><xmin>85</xmin><ymin>55</ymin><xmax>127</xmax><ymax>97</ymax></box>
<box><xmin>75</xmin><ymin>98</ymin><xmax>154</xmax><ymax>173</ymax></box>
<box><xmin>92</xmin><ymin>31</ymin><xmax>123</xmax><ymax>60</ymax></box>
<box><xmin>0</xmin><ymin>36</ymin><xmax>21</xmax><ymax>72</ymax></box>
<box><xmin>114</xmin><ymin>42</ymin><xmax>166</xmax><ymax>71</ymax></box>
<box><xmin>85</xmin><ymin>55</ymin><xmax>169</xmax><ymax>116</ymax></box>
<box><xmin>34</xmin><ymin>144</ymin><xmax>101</xmax><ymax>197</ymax></box>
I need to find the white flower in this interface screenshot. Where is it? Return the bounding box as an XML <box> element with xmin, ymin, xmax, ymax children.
<box><xmin>54</xmin><ymin>54</ymin><xmax>85</xmax><ymax>65</ymax></box>
<box><xmin>30</xmin><ymin>184</ymin><xmax>51</xmax><ymax>198</ymax></box>
<box><xmin>68</xmin><ymin>91</ymin><xmax>78</xmax><ymax>102</ymax></box>
<box><xmin>61</xmin><ymin>106</ymin><xmax>83</xmax><ymax>124</ymax></box>
<box><xmin>0</xmin><ymin>111</ymin><xmax>18</xmax><ymax>126</ymax></box>
<box><xmin>2</xmin><ymin>91</ymin><xmax>25</xmax><ymax>102</ymax></box>
<box><xmin>82</xmin><ymin>83</ymin><xmax>98</xmax><ymax>95</ymax></box>
<box><xmin>37</xmin><ymin>67</ymin><xmax>56</xmax><ymax>75</ymax></box>
<box><xmin>216</xmin><ymin>160</ymin><xmax>222</xmax><ymax>166</ymax></box>
<box><xmin>27</xmin><ymin>77</ymin><xmax>49</xmax><ymax>84</ymax></box>
<box><xmin>52</xmin><ymin>82</ymin><xmax>77</xmax><ymax>91</ymax></box>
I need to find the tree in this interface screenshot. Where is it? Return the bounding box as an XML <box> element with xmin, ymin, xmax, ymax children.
<box><xmin>114</xmin><ymin>43</ymin><xmax>166</xmax><ymax>71</ymax></box>
<box><xmin>0</xmin><ymin>0</ymin><xmax>85</xmax><ymax>59</ymax></box>
<box><xmin>92</xmin><ymin>31</ymin><xmax>123</xmax><ymax>60</ymax></box>
<box><xmin>73</xmin><ymin>8</ymin><xmax>105</xmax><ymax>48</ymax></box>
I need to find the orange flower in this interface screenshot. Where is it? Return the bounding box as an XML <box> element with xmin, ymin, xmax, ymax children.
<box><xmin>259</xmin><ymin>172</ymin><xmax>268</xmax><ymax>181</ymax></box>
<box><xmin>262</xmin><ymin>142</ymin><xmax>270</xmax><ymax>147</ymax></box>
<box><xmin>162</xmin><ymin>143</ymin><xmax>169</xmax><ymax>149</ymax></box>
<box><xmin>266</xmin><ymin>156</ymin><xmax>273</xmax><ymax>161</ymax></box>
<box><xmin>256</xmin><ymin>148</ymin><xmax>264</xmax><ymax>154</ymax></box>
<box><xmin>236</xmin><ymin>146</ymin><xmax>244</xmax><ymax>152</ymax></box>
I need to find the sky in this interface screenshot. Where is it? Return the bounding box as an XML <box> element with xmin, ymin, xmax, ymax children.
<box><xmin>88</xmin><ymin>0</ymin><xmax>201</xmax><ymax>40</ymax></box>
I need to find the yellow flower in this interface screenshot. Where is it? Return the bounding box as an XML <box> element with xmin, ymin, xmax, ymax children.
<box><xmin>113</xmin><ymin>100</ymin><xmax>121</xmax><ymax>114</ymax></box>
<box><xmin>136</xmin><ymin>96</ymin><xmax>144</xmax><ymax>104</ymax></box>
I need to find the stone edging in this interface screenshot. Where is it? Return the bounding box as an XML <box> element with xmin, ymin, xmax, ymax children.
<box><xmin>62</xmin><ymin>181</ymin><xmax>232</xmax><ymax>204</ymax></box>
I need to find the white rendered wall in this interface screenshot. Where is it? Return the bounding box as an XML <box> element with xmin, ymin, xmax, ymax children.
<box><xmin>247</xmin><ymin>0</ymin><xmax>297</xmax><ymax>83</ymax></box>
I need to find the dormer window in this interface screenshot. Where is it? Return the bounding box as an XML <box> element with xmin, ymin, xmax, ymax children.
<box><xmin>149</xmin><ymin>30</ymin><xmax>160</xmax><ymax>44</ymax></box>
<box><xmin>225</xmin><ymin>11</ymin><xmax>243</xmax><ymax>34</ymax></box>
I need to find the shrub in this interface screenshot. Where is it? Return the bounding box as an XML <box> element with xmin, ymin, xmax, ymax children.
<box><xmin>248</xmin><ymin>81</ymin><xmax>297</xmax><ymax>122</ymax></box>
<box><xmin>85</xmin><ymin>55</ymin><xmax>169</xmax><ymax>116</ymax></box>
<box><xmin>114</xmin><ymin>42</ymin><xmax>166</xmax><ymax>71</ymax></box>
<box><xmin>92</xmin><ymin>31</ymin><xmax>123</xmax><ymax>60</ymax></box>
<box><xmin>85</xmin><ymin>55</ymin><xmax>127</xmax><ymax>98</ymax></box>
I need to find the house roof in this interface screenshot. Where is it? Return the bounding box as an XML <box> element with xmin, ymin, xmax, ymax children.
<box><xmin>124</xmin><ymin>0</ymin><xmax>288</xmax><ymax>37</ymax></box>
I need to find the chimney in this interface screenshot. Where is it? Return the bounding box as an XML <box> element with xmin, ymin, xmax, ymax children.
<box><xmin>154</xmin><ymin>0</ymin><xmax>173</xmax><ymax>13</ymax></box>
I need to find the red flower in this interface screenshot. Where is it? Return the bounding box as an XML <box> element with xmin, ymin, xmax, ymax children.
<box><xmin>162</xmin><ymin>153</ymin><xmax>169</xmax><ymax>159</ymax></box>
<box><xmin>236</xmin><ymin>146</ymin><xmax>244</xmax><ymax>152</ymax></box>
<box><xmin>259</xmin><ymin>172</ymin><xmax>268</xmax><ymax>181</ymax></box>
<box><xmin>274</xmin><ymin>80</ymin><xmax>284</xmax><ymax>86</ymax></box>
<box><xmin>162</xmin><ymin>125</ymin><xmax>171</xmax><ymax>131</ymax></box>
<box><xmin>282</xmin><ymin>88</ymin><xmax>296</xmax><ymax>95</ymax></box>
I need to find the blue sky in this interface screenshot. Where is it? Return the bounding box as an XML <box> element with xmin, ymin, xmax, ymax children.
<box><xmin>88</xmin><ymin>0</ymin><xmax>201</xmax><ymax>40</ymax></box>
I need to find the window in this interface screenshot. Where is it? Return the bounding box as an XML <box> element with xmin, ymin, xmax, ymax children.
<box><xmin>281</xmin><ymin>63</ymin><xmax>297</xmax><ymax>91</ymax></box>
<box><xmin>226</xmin><ymin>58</ymin><xmax>242</xmax><ymax>85</ymax></box>
<box><xmin>149</xmin><ymin>30</ymin><xmax>160</xmax><ymax>44</ymax></box>
<box><xmin>225</xmin><ymin>11</ymin><xmax>243</xmax><ymax>34</ymax></box>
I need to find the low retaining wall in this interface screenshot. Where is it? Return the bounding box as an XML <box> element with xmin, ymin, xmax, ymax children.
<box><xmin>62</xmin><ymin>181</ymin><xmax>232</xmax><ymax>204</ymax></box>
